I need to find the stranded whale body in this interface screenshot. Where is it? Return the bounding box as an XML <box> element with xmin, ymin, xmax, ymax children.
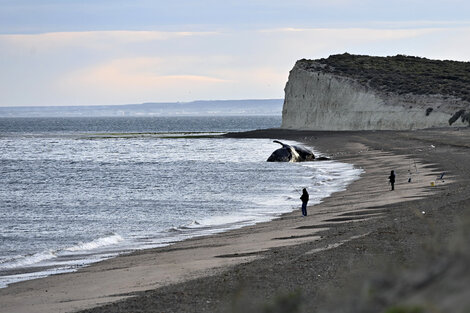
<box><xmin>267</xmin><ymin>140</ymin><xmax>316</xmax><ymax>162</ymax></box>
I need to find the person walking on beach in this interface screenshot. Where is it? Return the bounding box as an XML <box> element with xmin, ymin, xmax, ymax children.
<box><xmin>389</xmin><ymin>170</ymin><xmax>396</xmax><ymax>191</ymax></box>
<box><xmin>300</xmin><ymin>188</ymin><xmax>309</xmax><ymax>216</ymax></box>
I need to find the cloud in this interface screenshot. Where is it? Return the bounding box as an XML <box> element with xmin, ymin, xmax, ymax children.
<box><xmin>2</xmin><ymin>0</ymin><xmax>470</xmax><ymax>36</ymax></box>
<box><xmin>56</xmin><ymin>57</ymin><xmax>232</xmax><ymax>103</ymax></box>
<box><xmin>258</xmin><ymin>27</ymin><xmax>436</xmax><ymax>39</ymax></box>
<box><xmin>54</xmin><ymin>55</ymin><xmax>290</xmax><ymax>104</ymax></box>
<box><xmin>1</xmin><ymin>26</ymin><xmax>470</xmax><ymax>106</ymax></box>
<box><xmin>0</xmin><ymin>30</ymin><xmax>218</xmax><ymax>52</ymax></box>
<box><xmin>64</xmin><ymin>57</ymin><xmax>230</xmax><ymax>85</ymax></box>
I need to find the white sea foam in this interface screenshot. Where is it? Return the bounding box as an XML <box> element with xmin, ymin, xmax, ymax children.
<box><xmin>196</xmin><ymin>215</ymin><xmax>255</xmax><ymax>228</ymax></box>
<box><xmin>64</xmin><ymin>233</ymin><xmax>124</xmax><ymax>253</ymax></box>
<box><xmin>0</xmin><ymin>267</ymin><xmax>75</xmax><ymax>289</ymax></box>
<box><xmin>179</xmin><ymin>220</ymin><xmax>203</xmax><ymax>229</ymax></box>
<box><xmin>0</xmin><ymin>250</ymin><xmax>57</xmax><ymax>270</ymax></box>
<box><xmin>0</xmin><ymin>234</ymin><xmax>124</xmax><ymax>273</ymax></box>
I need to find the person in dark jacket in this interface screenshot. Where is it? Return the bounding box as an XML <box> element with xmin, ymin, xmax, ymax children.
<box><xmin>389</xmin><ymin>170</ymin><xmax>396</xmax><ymax>191</ymax></box>
<box><xmin>300</xmin><ymin>188</ymin><xmax>309</xmax><ymax>216</ymax></box>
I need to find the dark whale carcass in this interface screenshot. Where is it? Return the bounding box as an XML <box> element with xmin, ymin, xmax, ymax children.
<box><xmin>267</xmin><ymin>140</ymin><xmax>316</xmax><ymax>162</ymax></box>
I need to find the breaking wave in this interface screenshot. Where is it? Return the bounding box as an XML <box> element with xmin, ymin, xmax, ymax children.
<box><xmin>0</xmin><ymin>233</ymin><xmax>124</xmax><ymax>271</ymax></box>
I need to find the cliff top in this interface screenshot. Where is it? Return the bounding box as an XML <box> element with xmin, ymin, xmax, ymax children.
<box><xmin>298</xmin><ymin>53</ymin><xmax>470</xmax><ymax>102</ymax></box>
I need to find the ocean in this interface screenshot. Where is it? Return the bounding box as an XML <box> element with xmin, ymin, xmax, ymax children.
<box><xmin>0</xmin><ymin>116</ymin><xmax>362</xmax><ymax>288</ymax></box>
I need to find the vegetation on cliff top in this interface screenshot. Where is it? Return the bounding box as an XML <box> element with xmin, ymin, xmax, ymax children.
<box><xmin>299</xmin><ymin>53</ymin><xmax>470</xmax><ymax>102</ymax></box>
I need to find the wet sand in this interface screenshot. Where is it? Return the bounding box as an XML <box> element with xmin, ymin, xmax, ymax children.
<box><xmin>1</xmin><ymin>128</ymin><xmax>470</xmax><ymax>313</ymax></box>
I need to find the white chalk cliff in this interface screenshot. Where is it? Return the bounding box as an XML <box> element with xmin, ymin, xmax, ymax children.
<box><xmin>282</xmin><ymin>60</ymin><xmax>470</xmax><ymax>130</ymax></box>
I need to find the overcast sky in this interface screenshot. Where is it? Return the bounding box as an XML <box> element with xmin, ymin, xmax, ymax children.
<box><xmin>1</xmin><ymin>0</ymin><xmax>470</xmax><ymax>106</ymax></box>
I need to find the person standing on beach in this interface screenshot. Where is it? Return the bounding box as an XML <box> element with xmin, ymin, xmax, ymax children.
<box><xmin>389</xmin><ymin>170</ymin><xmax>396</xmax><ymax>191</ymax></box>
<box><xmin>300</xmin><ymin>188</ymin><xmax>309</xmax><ymax>216</ymax></box>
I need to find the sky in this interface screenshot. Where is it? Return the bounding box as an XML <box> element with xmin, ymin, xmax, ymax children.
<box><xmin>1</xmin><ymin>1</ymin><xmax>470</xmax><ymax>107</ymax></box>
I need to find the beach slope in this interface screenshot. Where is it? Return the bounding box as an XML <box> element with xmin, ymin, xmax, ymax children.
<box><xmin>1</xmin><ymin>128</ymin><xmax>470</xmax><ymax>313</ymax></box>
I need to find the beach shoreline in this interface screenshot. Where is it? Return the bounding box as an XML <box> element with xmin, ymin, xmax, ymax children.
<box><xmin>1</xmin><ymin>128</ymin><xmax>470</xmax><ymax>313</ymax></box>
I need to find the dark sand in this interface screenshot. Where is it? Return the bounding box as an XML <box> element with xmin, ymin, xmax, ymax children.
<box><xmin>2</xmin><ymin>128</ymin><xmax>470</xmax><ymax>313</ymax></box>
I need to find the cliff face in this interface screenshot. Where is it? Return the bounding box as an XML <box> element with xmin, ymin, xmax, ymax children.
<box><xmin>282</xmin><ymin>56</ymin><xmax>470</xmax><ymax>130</ymax></box>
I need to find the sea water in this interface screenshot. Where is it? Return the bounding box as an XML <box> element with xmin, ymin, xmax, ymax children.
<box><xmin>0</xmin><ymin>116</ymin><xmax>362</xmax><ymax>288</ymax></box>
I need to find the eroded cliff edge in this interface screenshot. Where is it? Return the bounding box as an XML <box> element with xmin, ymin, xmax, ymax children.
<box><xmin>282</xmin><ymin>54</ymin><xmax>470</xmax><ymax>130</ymax></box>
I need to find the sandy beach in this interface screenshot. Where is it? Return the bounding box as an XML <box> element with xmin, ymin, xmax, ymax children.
<box><xmin>1</xmin><ymin>128</ymin><xmax>470</xmax><ymax>313</ymax></box>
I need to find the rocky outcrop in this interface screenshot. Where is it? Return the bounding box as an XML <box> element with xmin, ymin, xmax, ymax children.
<box><xmin>282</xmin><ymin>56</ymin><xmax>470</xmax><ymax>130</ymax></box>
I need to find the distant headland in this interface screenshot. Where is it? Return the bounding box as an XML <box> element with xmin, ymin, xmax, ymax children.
<box><xmin>0</xmin><ymin>99</ymin><xmax>283</xmax><ymax>118</ymax></box>
<box><xmin>282</xmin><ymin>53</ymin><xmax>470</xmax><ymax>130</ymax></box>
